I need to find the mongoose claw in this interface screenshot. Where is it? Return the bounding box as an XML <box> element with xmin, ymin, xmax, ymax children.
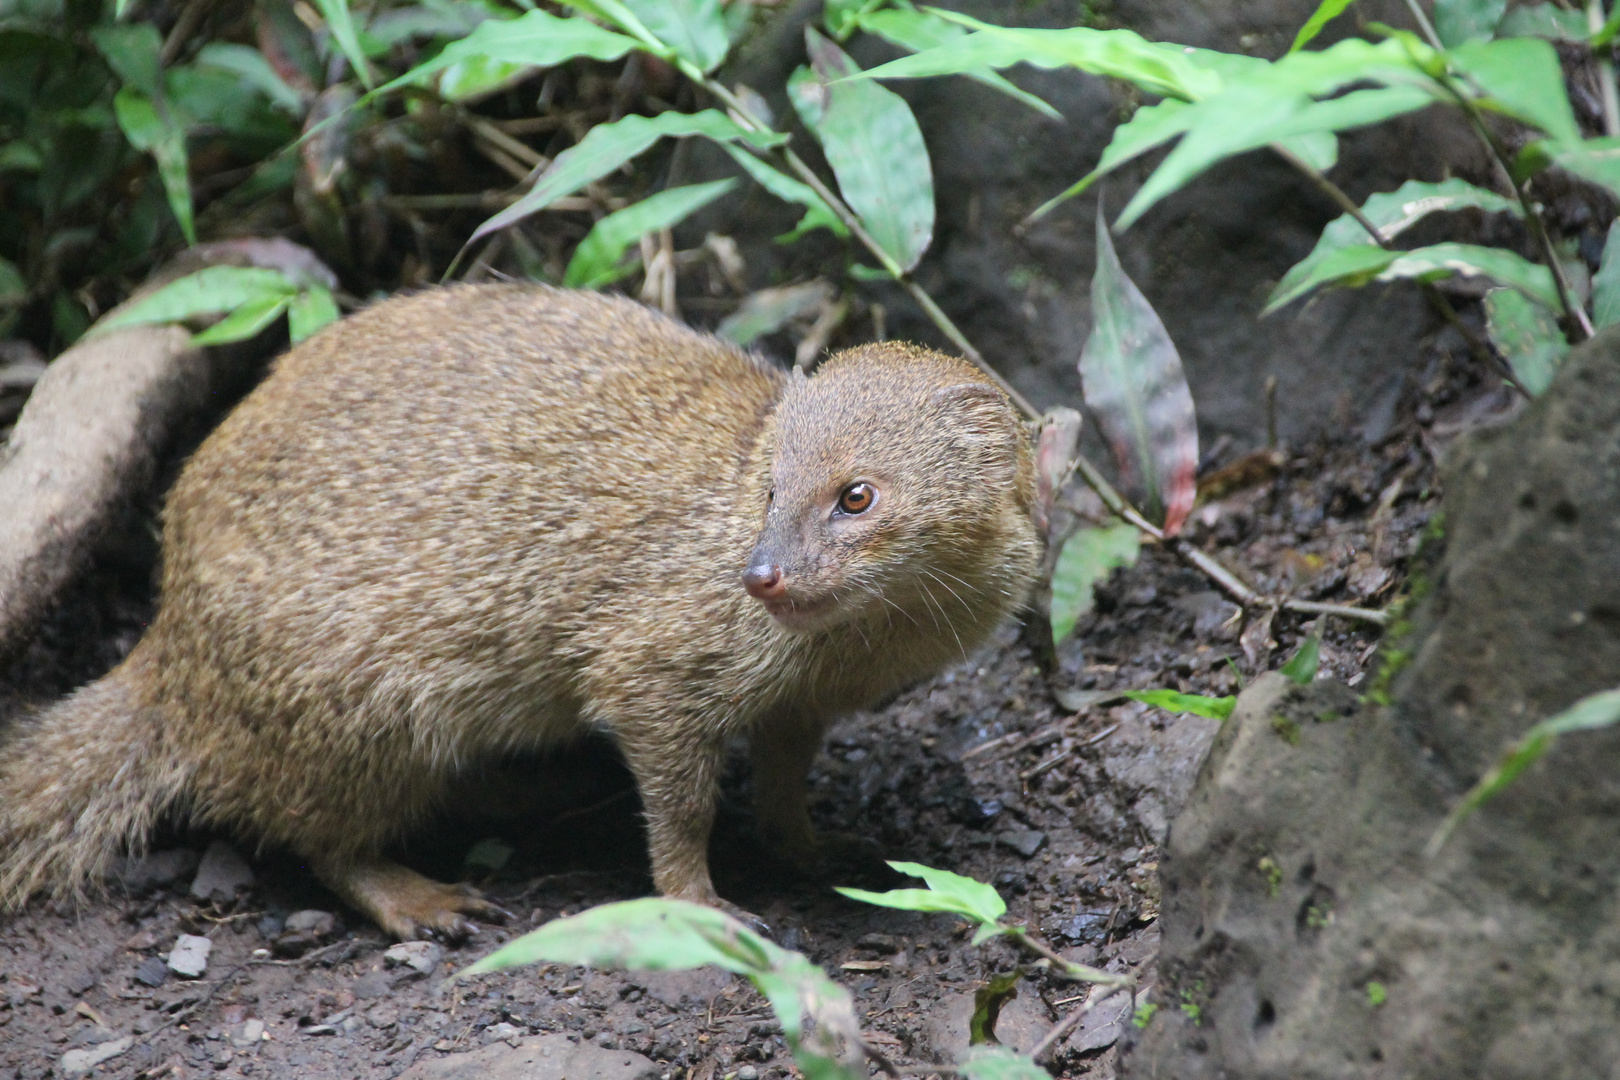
<box><xmin>715</xmin><ymin>898</ymin><xmax>773</xmax><ymax>940</ymax></box>
<box><xmin>323</xmin><ymin>859</ymin><xmax>507</xmax><ymax>943</ymax></box>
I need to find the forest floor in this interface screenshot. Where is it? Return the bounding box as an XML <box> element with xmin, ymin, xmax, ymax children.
<box><xmin>0</xmin><ymin>344</ymin><xmax>1507</xmax><ymax>1080</ymax></box>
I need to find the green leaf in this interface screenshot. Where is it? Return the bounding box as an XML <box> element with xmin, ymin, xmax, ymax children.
<box><xmin>0</xmin><ymin>257</ymin><xmax>26</xmax><ymax>307</ymax></box>
<box><xmin>855</xmin><ymin>8</ymin><xmax>1060</xmax><ymax>119</ymax></box>
<box><xmin>311</xmin><ymin>0</ymin><xmax>375</xmax><ymax>88</ymax></box>
<box><xmin>562</xmin><ymin>0</ymin><xmax>670</xmax><ymax>54</ymax></box>
<box><xmin>621</xmin><ymin>0</ymin><xmax>729</xmax><ymax>72</ymax></box>
<box><xmin>1290</xmin><ymin>0</ymin><xmax>1355</xmax><ymax>52</ymax></box>
<box><xmin>1125</xmin><ymin>689</ymin><xmax>1237</xmax><ymax>721</ymax></box>
<box><xmin>1592</xmin><ymin>219</ymin><xmax>1620</xmax><ymax>329</ymax></box>
<box><xmin>1446</xmin><ymin>37</ymin><xmax>1580</xmax><ymax>142</ymax></box>
<box><xmin>836</xmin><ymin>860</ymin><xmax>1007</xmax><ymax>930</ymax></box>
<box><xmin>191</xmin><ymin>293</ymin><xmax>291</xmax><ymax>345</ymax></box>
<box><xmin>1279</xmin><ymin>129</ymin><xmax>1338</xmax><ymax>172</ymax></box>
<box><xmin>795</xmin><ymin>29</ymin><xmax>934</xmax><ymax>272</ymax></box>
<box><xmin>715</xmin><ymin>281</ymin><xmax>834</xmax><ymax>345</ymax></box>
<box><xmin>969</xmin><ymin>972</ymin><xmax>1020</xmax><ymax>1047</ymax></box>
<box><xmin>90</xmin><ymin>23</ymin><xmax>162</xmax><ymax>96</ymax></box>
<box><xmin>0</xmin><ymin>142</ymin><xmax>43</xmax><ymax>172</ymax></box>
<box><xmin>1029</xmin><ymin>99</ymin><xmax>1194</xmax><ymax>221</ymax></box>
<box><xmin>1495</xmin><ymin>4</ymin><xmax>1590</xmax><ymax>41</ymax></box>
<box><xmin>564</xmin><ymin>179</ymin><xmax>737</xmax><ymax>289</ymax></box>
<box><xmin>1266</xmin><ymin>178</ymin><xmax>1522</xmax><ymax>314</ymax></box>
<box><xmin>1533</xmin><ymin>136</ymin><xmax>1620</xmax><ymax>202</ymax></box>
<box><xmin>287</xmin><ymin>286</ymin><xmax>341</xmax><ymax>342</ymax></box>
<box><xmin>1428</xmin><ymin>688</ymin><xmax>1620</xmax><ymax>856</ymax></box>
<box><xmin>1433</xmin><ymin>0</ymin><xmax>1506</xmax><ymax>45</ymax></box>
<box><xmin>194</xmin><ymin>43</ymin><xmax>306</xmax><ymax>113</ymax></box>
<box><xmin>1080</xmin><ymin>205</ymin><xmax>1198</xmax><ymax>535</ymax></box>
<box><xmin>437</xmin><ymin>55</ymin><xmax>533</xmax><ymax>101</ymax></box>
<box><xmin>1380</xmin><ymin>242</ymin><xmax>1560</xmax><ymax>308</ymax></box>
<box><xmin>1049</xmin><ymin>523</ymin><xmax>1140</xmax><ymax>644</ymax></box>
<box><xmin>1484</xmin><ymin>288</ymin><xmax>1568</xmax><ymax>394</ymax></box>
<box><xmin>468</xmin><ymin>110</ymin><xmax>782</xmax><ymax>246</ymax></box>
<box><xmin>1596</xmin><ymin>8</ymin><xmax>1620</xmax><ymax>48</ymax></box>
<box><xmin>111</xmin><ymin>87</ymin><xmax>195</xmax><ymax>244</ymax></box>
<box><xmin>825</xmin><ymin>0</ymin><xmax>882</xmax><ymax>38</ymax></box>
<box><xmin>371</xmin><ymin>9</ymin><xmax>638</xmax><ymax>97</ymax></box>
<box><xmin>94</xmin><ymin>267</ymin><xmax>299</xmax><ymax>335</ymax></box>
<box><xmin>720</xmin><ymin>144</ymin><xmax>846</xmax><ymax>240</ymax></box>
<box><xmin>1279</xmin><ymin>627</ymin><xmax>1321</xmax><ymax>685</ymax></box>
<box><xmin>957</xmin><ymin>1046</ymin><xmax>1052</xmax><ymax>1080</ymax></box>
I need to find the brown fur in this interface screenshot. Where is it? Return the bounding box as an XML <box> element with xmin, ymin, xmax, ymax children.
<box><xmin>0</xmin><ymin>285</ymin><xmax>1040</xmax><ymax>938</ymax></box>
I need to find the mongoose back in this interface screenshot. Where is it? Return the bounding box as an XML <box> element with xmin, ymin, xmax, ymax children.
<box><xmin>0</xmin><ymin>285</ymin><xmax>1040</xmax><ymax>938</ymax></box>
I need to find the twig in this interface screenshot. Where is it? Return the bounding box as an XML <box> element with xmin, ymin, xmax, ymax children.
<box><xmin>1591</xmin><ymin>0</ymin><xmax>1620</xmax><ymax>137</ymax></box>
<box><xmin>1005</xmin><ymin>926</ymin><xmax>1131</xmax><ymax>986</ymax></box>
<box><xmin>1029</xmin><ymin>983</ymin><xmax>1132</xmax><ymax>1064</ymax></box>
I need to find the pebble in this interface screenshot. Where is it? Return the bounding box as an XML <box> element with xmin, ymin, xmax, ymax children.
<box><xmin>384</xmin><ymin>940</ymin><xmax>442</xmax><ymax>976</ymax></box>
<box><xmin>232</xmin><ymin>1018</ymin><xmax>267</xmax><ymax>1048</ymax></box>
<box><xmin>59</xmin><ymin>1036</ymin><xmax>132</xmax><ymax>1076</ymax></box>
<box><xmin>115</xmin><ymin>848</ymin><xmax>200</xmax><ymax>893</ymax></box>
<box><xmin>737</xmin><ymin>1068</ymin><xmax>759</xmax><ymax>1080</ymax></box>
<box><xmin>132</xmin><ymin>955</ymin><xmax>169</xmax><ymax>988</ymax></box>
<box><xmin>997</xmin><ymin>829</ymin><xmax>1048</xmax><ymax>858</ymax></box>
<box><xmin>167</xmin><ymin>933</ymin><xmax>213</xmax><ymax>978</ymax></box>
<box><xmin>189</xmin><ymin>840</ymin><xmax>255</xmax><ymax>902</ymax></box>
<box><xmin>483</xmin><ymin>1021</ymin><xmax>525</xmax><ymax>1046</ymax></box>
<box><xmin>284</xmin><ymin>909</ymin><xmax>338</xmax><ymax>935</ymax></box>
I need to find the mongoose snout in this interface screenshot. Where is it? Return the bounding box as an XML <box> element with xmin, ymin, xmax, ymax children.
<box><xmin>0</xmin><ymin>285</ymin><xmax>1042</xmax><ymax>940</ymax></box>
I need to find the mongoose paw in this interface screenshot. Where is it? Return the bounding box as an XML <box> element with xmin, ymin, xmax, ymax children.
<box><xmin>321</xmin><ymin>858</ymin><xmax>510</xmax><ymax>942</ymax></box>
<box><xmin>714</xmin><ymin>898</ymin><xmax>773</xmax><ymax>940</ymax></box>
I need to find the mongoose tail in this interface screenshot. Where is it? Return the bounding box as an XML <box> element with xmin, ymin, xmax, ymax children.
<box><xmin>0</xmin><ymin>656</ymin><xmax>188</xmax><ymax>909</ymax></box>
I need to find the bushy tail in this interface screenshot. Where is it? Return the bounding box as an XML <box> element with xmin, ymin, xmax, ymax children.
<box><xmin>0</xmin><ymin>664</ymin><xmax>188</xmax><ymax>909</ymax></box>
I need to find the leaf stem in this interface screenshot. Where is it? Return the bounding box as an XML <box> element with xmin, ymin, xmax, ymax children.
<box><xmin>1004</xmin><ymin>925</ymin><xmax>1131</xmax><ymax>986</ymax></box>
<box><xmin>1590</xmin><ymin>0</ymin><xmax>1620</xmax><ymax>136</ymax></box>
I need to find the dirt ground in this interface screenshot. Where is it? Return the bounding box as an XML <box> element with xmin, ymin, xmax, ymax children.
<box><xmin>0</xmin><ymin>335</ymin><xmax>1497</xmax><ymax>1080</ymax></box>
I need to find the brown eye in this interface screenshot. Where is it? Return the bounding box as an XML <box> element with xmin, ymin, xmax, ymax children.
<box><xmin>838</xmin><ymin>482</ymin><xmax>876</xmax><ymax>515</ymax></box>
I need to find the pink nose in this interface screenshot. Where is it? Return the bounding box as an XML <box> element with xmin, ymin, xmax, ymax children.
<box><xmin>742</xmin><ymin>563</ymin><xmax>785</xmax><ymax>599</ymax></box>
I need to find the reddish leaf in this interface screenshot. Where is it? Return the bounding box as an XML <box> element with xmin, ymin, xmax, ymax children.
<box><xmin>1078</xmin><ymin>203</ymin><xmax>1197</xmax><ymax>535</ymax></box>
<box><xmin>1034</xmin><ymin>406</ymin><xmax>1083</xmax><ymax>536</ymax></box>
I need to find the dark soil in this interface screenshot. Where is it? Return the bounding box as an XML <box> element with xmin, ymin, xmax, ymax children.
<box><xmin>0</xmin><ymin>342</ymin><xmax>1489</xmax><ymax>1080</ymax></box>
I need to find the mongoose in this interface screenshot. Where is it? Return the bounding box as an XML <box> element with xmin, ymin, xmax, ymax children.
<box><xmin>0</xmin><ymin>285</ymin><xmax>1040</xmax><ymax>939</ymax></box>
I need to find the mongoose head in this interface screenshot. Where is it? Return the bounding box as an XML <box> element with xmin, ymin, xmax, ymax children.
<box><xmin>742</xmin><ymin>343</ymin><xmax>1039</xmax><ymax>634</ymax></box>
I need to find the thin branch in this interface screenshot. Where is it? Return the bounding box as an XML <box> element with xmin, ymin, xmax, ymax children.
<box><xmin>1591</xmin><ymin>0</ymin><xmax>1620</xmax><ymax>136</ymax></box>
<box><xmin>1029</xmin><ymin>983</ymin><xmax>1132</xmax><ymax>1064</ymax></box>
<box><xmin>1401</xmin><ymin>0</ymin><xmax>1444</xmax><ymax>49</ymax></box>
<box><xmin>1005</xmin><ymin>926</ymin><xmax>1132</xmax><ymax>986</ymax></box>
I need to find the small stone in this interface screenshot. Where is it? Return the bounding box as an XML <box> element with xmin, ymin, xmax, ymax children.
<box><xmin>64</xmin><ymin>968</ymin><xmax>96</xmax><ymax>996</ymax></box>
<box><xmin>1067</xmin><ymin>989</ymin><xmax>1133</xmax><ymax>1053</ymax></box>
<box><xmin>60</xmin><ymin>1035</ymin><xmax>132</xmax><ymax>1076</ymax></box>
<box><xmin>284</xmin><ymin>909</ymin><xmax>337</xmax><ymax>935</ymax></box>
<box><xmin>115</xmin><ymin>849</ymin><xmax>200</xmax><ymax>893</ymax></box>
<box><xmin>189</xmin><ymin>840</ymin><xmax>255</xmax><ymax>902</ymax></box>
<box><xmin>855</xmin><ymin>933</ymin><xmax>899</xmax><ymax>954</ymax></box>
<box><xmin>125</xmin><ymin>927</ymin><xmax>162</xmax><ymax>951</ymax></box>
<box><xmin>383</xmin><ymin>940</ymin><xmax>441</xmax><ymax>976</ymax></box>
<box><xmin>482</xmin><ymin>1021</ymin><xmax>525</xmax><ymax>1046</ymax></box>
<box><xmin>352</xmin><ymin>970</ymin><xmax>394</xmax><ymax>999</ymax></box>
<box><xmin>997</xmin><ymin>829</ymin><xmax>1048</xmax><ymax>858</ymax></box>
<box><xmin>365</xmin><ymin>1004</ymin><xmax>399</xmax><ymax>1029</ymax></box>
<box><xmin>232</xmin><ymin>1018</ymin><xmax>266</xmax><ymax>1048</ymax></box>
<box><xmin>133</xmin><ymin>955</ymin><xmax>170</xmax><ymax>987</ymax></box>
<box><xmin>737</xmin><ymin>1067</ymin><xmax>759</xmax><ymax>1080</ymax></box>
<box><xmin>167</xmin><ymin>933</ymin><xmax>213</xmax><ymax>979</ymax></box>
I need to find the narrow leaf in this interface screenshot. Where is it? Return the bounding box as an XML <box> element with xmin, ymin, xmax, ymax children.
<box><xmin>1484</xmin><ymin>288</ymin><xmax>1569</xmax><ymax>394</ymax></box>
<box><xmin>370</xmin><ymin>10</ymin><xmax>638</xmax><ymax>98</ymax></box>
<box><xmin>1080</xmin><ymin>205</ymin><xmax>1198</xmax><ymax>535</ymax></box>
<box><xmin>852</xmin><ymin>861</ymin><xmax>1008</xmax><ymax>926</ymax></box>
<box><xmin>1593</xmin><ymin>220</ymin><xmax>1620</xmax><ymax>329</ymax></box>
<box><xmin>1049</xmin><ymin>523</ymin><xmax>1139</xmax><ymax>644</ymax></box>
<box><xmin>94</xmin><ymin>267</ymin><xmax>299</xmax><ymax>335</ymax></box>
<box><xmin>958</xmin><ymin>1046</ymin><xmax>1052</xmax><ymax>1080</ymax></box>
<box><xmin>1433</xmin><ymin>0</ymin><xmax>1506</xmax><ymax>46</ymax></box>
<box><xmin>1536</xmin><ymin>136</ymin><xmax>1620</xmax><ymax>203</ymax></box>
<box><xmin>1378</xmin><ymin>242</ymin><xmax>1560</xmax><ymax>309</ymax></box>
<box><xmin>191</xmin><ymin>294</ymin><xmax>292</xmax><ymax>345</ymax></box>
<box><xmin>564</xmin><ymin>179</ymin><xmax>737</xmax><ymax>289</ymax></box>
<box><xmin>311</xmin><ymin>0</ymin><xmax>375</xmax><ymax>88</ymax></box>
<box><xmin>1291</xmin><ymin>0</ymin><xmax>1355</xmax><ymax>52</ymax></box>
<box><xmin>90</xmin><ymin>23</ymin><xmax>163</xmax><ymax>96</ymax></box>
<box><xmin>1428</xmin><ymin>688</ymin><xmax>1620</xmax><ymax>856</ymax></box>
<box><xmin>195</xmin><ymin>43</ymin><xmax>305</xmax><ymax>113</ymax></box>
<box><xmin>1279</xmin><ymin>626</ymin><xmax>1321</xmax><ymax>685</ymax></box>
<box><xmin>1447</xmin><ymin>37</ymin><xmax>1580</xmax><ymax>142</ymax></box>
<box><xmin>720</xmin><ymin>145</ymin><xmax>846</xmax><ymax>240</ymax></box>
<box><xmin>1125</xmin><ymin>689</ymin><xmax>1237</xmax><ymax>721</ymax></box>
<box><xmin>469</xmin><ymin>110</ymin><xmax>783</xmax><ymax>245</ymax></box>
<box><xmin>716</xmin><ymin>282</ymin><xmax>835</xmax><ymax>345</ymax></box>
<box><xmin>621</xmin><ymin>0</ymin><xmax>729</xmax><ymax>72</ymax></box>
<box><xmin>1027</xmin><ymin>99</ymin><xmax>1193</xmax><ymax>222</ymax></box>
<box><xmin>1496</xmin><ymin>4</ymin><xmax>1590</xmax><ymax>41</ymax></box>
<box><xmin>797</xmin><ymin>29</ymin><xmax>934</xmax><ymax>272</ymax></box>
<box><xmin>856</xmin><ymin>8</ymin><xmax>1060</xmax><ymax>119</ymax></box>
<box><xmin>287</xmin><ymin>286</ymin><xmax>341</xmax><ymax>342</ymax></box>
<box><xmin>111</xmin><ymin>88</ymin><xmax>195</xmax><ymax>244</ymax></box>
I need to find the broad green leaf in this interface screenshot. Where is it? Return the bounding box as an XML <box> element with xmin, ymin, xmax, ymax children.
<box><xmin>90</xmin><ymin>23</ymin><xmax>162</xmax><ymax>96</ymax></box>
<box><xmin>195</xmin><ymin>43</ymin><xmax>304</xmax><ymax>113</ymax></box>
<box><xmin>1596</xmin><ymin>8</ymin><xmax>1620</xmax><ymax>47</ymax></box>
<box><xmin>958</xmin><ymin>1046</ymin><xmax>1053</xmax><ymax>1080</ymax></box>
<box><xmin>1030</xmin><ymin>99</ymin><xmax>1194</xmax><ymax>221</ymax></box>
<box><xmin>564</xmin><ymin>179</ymin><xmax>737</xmax><ymax>288</ymax></box>
<box><xmin>191</xmin><ymin>293</ymin><xmax>291</xmax><ymax>345</ymax></box>
<box><xmin>1266</xmin><ymin>178</ymin><xmax>1522</xmax><ymax>313</ymax></box>
<box><xmin>111</xmin><ymin>88</ymin><xmax>195</xmax><ymax>244</ymax></box>
<box><xmin>1125</xmin><ymin>689</ymin><xmax>1237</xmax><ymax>721</ymax></box>
<box><xmin>287</xmin><ymin>286</ymin><xmax>341</xmax><ymax>342</ymax></box>
<box><xmin>857</xmin><ymin>21</ymin><xmax>1223</xmax><ymax>101</ymax></box>
<box><xmin>469</xmin><ymin>110</ymin><xmax>784</xmax><ymax>245</ymax></box>
<box><xmin>1593</xmin><ymin>219</ymin><xmax>1620</xmax><ymax>329</ymax></box>
<box><xmin>312</xmin><ymin>0</ymin><xmax>375</xmax><ymax>88</ymax></box>
<box><xmin>825</xmin><ymin>0</ymin><xmax>882</xmax><ymax>38</ymax></box>
<box><xmin>721</xmin><ymin>144</ymin><xmax>846</xmax><ymax>240</ymax></box>
<box><xmin>1379</xmin><ymin>242</ymin><xmax>1559</xmax><ymax>309</ymax></box>
<box><xmin>1532</xmin><ymin>136</ymin><xmax>1620</xmax><ymax>202</ymax></box>
<box><xmin>621</xmin><ymin>0</ymin><xmax>729</xmax><ymax>72</ymax></box>
<box><xmin>797</xmin><ymin>29</ymin><xmax>934</xmax><ymax>272</ymax></box>
<box><xmin>1291</xmin><ymin>0</ymin><xmax>1355</xmax><ymax>52</ymax></box>
<box><xmin>1447</xmin><ymin>37</ymin><xmax>1579</xmax><ymax>142</ymax></box>
<box><xmin>837</xmin><ymin>861</ymin><xmax>1007</xmax><ymax>931</ymax></box>
<box><xmin>562</xmin><ymin>0</ymin><xmax>669</xmax><ymax>54</ymax></box>
<box><xmin>1081</xmin><ymin>206</ymin><xmax>1197</xmax><ymax>535</ymax></box>
<box><xmin>1049</xmin><ymin>523</ymin><xmax>1140</xmax><ymax>644</ymax></box>
<box><xmin>0</xmin><ymin>257</ymin><xmax>25</xmax><ymax>306</ymax></box>
<box><xmin>1433</xmin><ymin>0</ymin><xmax>1506</xmax><ymax>45</ymax></box>
<box><xmin>1495</xmin><ymin>4</ymin><xmax>1589</xmax><ymax>40</ymax></box>
<box><xmin>371</xmin><ymin>10</ymin><xmax>638</xmax><ymax>97</ymax></box>
<box><xmin>1279</xmin><ymin>627</ymin><xmax>1321</xmax><ymax>685</ymax></box>
<box><xmin>93</xmin><ymin>267</ymin><xmax>299</xmax><ymax>335</ymax></box>
<box><xmin>1428</xmin><ymin>687</ymin><xmax>1620</xmax><ymax>856</ymax></box>
<box><xmin>716</xmin><ymin>281</ymin><xmax>834</xmax><ymax>345</ymax></box>
<box><xmin>1279</xmin><ymin>130</ymin><xmax>1338</xmax><ymax>172</ymax></box>
<box><xmin>1484</xmin><ymin>288</ymin><xmax>1568</xmax><ymax>394</ymax></box>
<box><xmin>856</xmin><ymin>8</ymin><xmax>1060</xmax><ymax>119</ymax></box>
<box><xmin>437</xmin><ymin>55</ymin><xmax>533</xmax><ymax>101</ymax></box>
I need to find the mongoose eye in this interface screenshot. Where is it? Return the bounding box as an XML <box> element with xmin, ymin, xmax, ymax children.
<box><xmin>837</xmin><ymin>482</ymin><xmax>876</xmax><ymax>515</ymax></box>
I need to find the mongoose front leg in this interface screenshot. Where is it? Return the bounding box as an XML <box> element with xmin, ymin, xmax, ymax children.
<box><xmin>751</xmin><ymin>712</ymin><xmax>888</xmax><ymax>881</ymax></box>
<box><xmin>314</xmin><ymin>856</ymin><xmax>508</xmax><ymax>942</ymax></box>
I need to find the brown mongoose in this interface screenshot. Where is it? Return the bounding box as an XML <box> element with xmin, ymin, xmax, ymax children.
<box><xmin>0</xmin><ymin>285</ymin><xmax>1041</xmax><ymax>939</ymax></box>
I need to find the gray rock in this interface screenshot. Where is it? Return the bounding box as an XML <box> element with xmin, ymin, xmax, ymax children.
<box><xmin>115</xmin><ymin>848</ymin><xmax>200</xmax><ymax>892</ymax></box>
<box><xmin>189</xmin><ymin>840</ymin><xmax>254</xmax><ymax>902</ymax></box>
<box><xmin>132</xmin><ymin>954</ymin><xmax>169</xmax><ymax>987</ymax></box>
<box><xmin>283</xmin><ymin>909</ymin><xmax>337</xmax><ymax>935</ymax></box>
<box><xmin>397</xmin><ymin>1033</ymin><xmax>660</xmax><ymax>1080</ymax></box>
<box><xmin>997</xmin><ymin>829</ymin><xmax>1047</xmax><ymax>858</ymax></box>
<box><xmin>1067</xmin><ymin>989</ymin><xmax>1133</xmax><ymax>1054</ymax></box>
<box><xmin>481</xmin><ymin>1021</ymin><xmax>525</xmax><ymax>1046</ymax></box>
<box><xmin>384</xmin><ymin>940</ymin><xmax>441</xmax><ymax>976</ymax></box>
<box><xmin>232</xmin><ymin>1018</ymin><xmax>266</xmax><ymax>1048</ymax></box>
<box><xmin>60</xmin><ymin>1035</ymin><xmax>132</xmax><ymax>1076</ymax></box>
<box><xmin>167</xmin><ymin>933</ymin><xmax>212</xmax><ymax>979</ymax></box>
<box><xmin>352</xmin><ymin>969</ymin><xmax>394</xmax><ymax>998</ymax></box>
